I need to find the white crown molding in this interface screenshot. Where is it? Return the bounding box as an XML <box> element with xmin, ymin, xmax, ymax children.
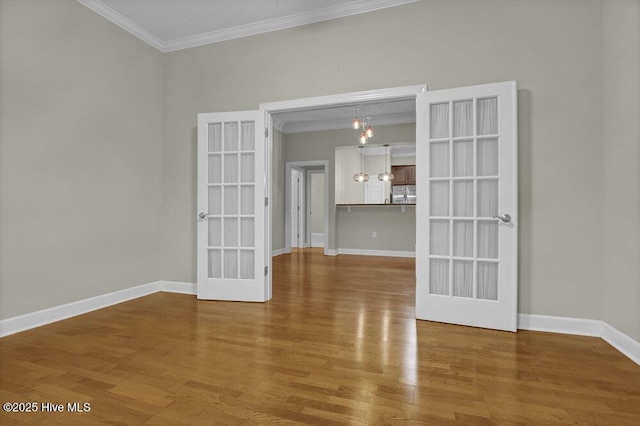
<box><xmin>76</xmin><ymin>0</ymin><xmax>167</xmax><ymax>52</ymax></box>
<box><xmin>76</xmin><ymin>0</ymin><xmax>421</xmax><ymax>53</ymax></box>
<box><xmin>272</xmin><ymin>118</ymin><xmax>286</xmax><ymax>133</ymax></box>
<box><xmin>162</xmin><ymin>0</ymin><xmax>422</xmax><ymax>52</ymax></box>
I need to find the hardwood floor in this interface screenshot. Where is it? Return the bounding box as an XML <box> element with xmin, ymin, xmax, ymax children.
<box><xmin>1</xmin><ymin>248</ymin><xmax>639</xmax><ymax>425</ymax></box>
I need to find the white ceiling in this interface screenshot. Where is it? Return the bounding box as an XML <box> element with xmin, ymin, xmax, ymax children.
<box><xmin>273</xmin><ymin>98</ymin><xmax>416</xmax><ymax>134</ymax></box>
<box><xmin>77</xmin><ymin>0</ymin><xmax>421</xmax><ymax>52</ymax></box>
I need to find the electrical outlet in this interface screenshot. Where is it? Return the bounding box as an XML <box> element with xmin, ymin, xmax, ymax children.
<box><xmin>372</xmin><ymin>231</ymin><xmax>377</xmax><ymax>238</ymax></box>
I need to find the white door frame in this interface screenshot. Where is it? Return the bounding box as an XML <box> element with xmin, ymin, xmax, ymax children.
<box><xmin>261</xmin><ymin>84</ymin><xmax>427</xmax><ymax>297</ymax></box>
<box><xmin>306</xmin><ymin>169</ymin><xmax>325</xmax><ymax>248</ymax></box>
<box><xmin>289</xmin><ymin>167</ymin><xmax>305</xmax><ymax>248</ymax></box>
<box><xmin>284</xmin><ymin>161</ymin><xmax>329</xmax><ymax>254</ymax></box>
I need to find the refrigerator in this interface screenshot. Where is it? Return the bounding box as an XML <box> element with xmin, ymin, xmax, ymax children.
<box><xmin>391</xmin><ymin>185</ymin><xmax>416</xmax><ymax>204</ymax></box>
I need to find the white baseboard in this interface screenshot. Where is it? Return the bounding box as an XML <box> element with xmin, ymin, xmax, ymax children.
<box><xmin>518</xmin><ymin>313</ymin><xmax>639</xmax><ymax>365</ymax></box>
<box><xmin>517</xmin><ymin>313</ymin><xmax>602</xmax><ymax>337</ymax></box>
<box><xmin>0</xmin><ymin>281</ymin><xmax>161</xmax><ymax>337</ymax></box>
<box><xmin>601</xmin><ymin>322</ymin><xmax>640</xmax><ymax>365</ymax></box>
<box><xmin>337</xmin><ymin>248</ymin><xmax>416</xmax><ymax>258</ymax></box>
<box><xmin>311</xmin><ymin>233</ymin><xmax>324</xmax><ymax>248</ymax></box>
<box><xmin>2</xmin><ymin>283</ymin><xmax>638</xmax><ymax>366</ymax></box>
<box><xmin>272</xmin><ymin>248</ymin><xmax>289</xmax><ymax>257</ymax></box>
<box><xmin>326</xmin><ymin>249</ymin><xmax>338</xmax><ymax>256</ymax></box>
<box><xmin>161</xmin><ymin>281</ymin><xmax>197</xmax><ymax>295</ymax></box>
<box><xmin>0</xmin><ymin>280</ymin><xmax>197</xmax><ymax>338</ymax></box>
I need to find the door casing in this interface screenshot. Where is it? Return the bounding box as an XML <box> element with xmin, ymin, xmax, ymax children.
<box><xmin>262</xmin><ymin>85</ymin><xmax>427</xmax><ymax>297</ymax></box>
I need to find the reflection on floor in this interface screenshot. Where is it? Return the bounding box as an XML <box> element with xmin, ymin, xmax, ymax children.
<box><xmin>1</xmin><ymin>249</ymin><xmax>639</xmax><ymax>424</ymax></box>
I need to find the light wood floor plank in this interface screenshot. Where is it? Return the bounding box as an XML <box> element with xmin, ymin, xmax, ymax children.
<box><xmin>1</xmin><ymin>248</ymin><xmax>639</xmax><ymax>424</ymax></box>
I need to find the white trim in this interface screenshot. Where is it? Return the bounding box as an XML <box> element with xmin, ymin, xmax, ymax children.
<box><xmin>306</xmin><ymin>169</ymin><xmax>326</xmax><ymax>248</ymax></box>
<box><xmin>285</xmin><ymin>161</ymin><xmax>330</xmax><ymax>256</ymax></box>
<box><xmin>279</xmin><ymin>111</ymin><xmax>416</xmax><ymax>134</ymax></box>
<box><xmin>75</xmin><ymin>0</ymin><xmax>166</xmax><ymax>52</ymax></box>
<box><xmin>261</xmin><ymin>85</ymin><xmax>426</xmax><ymax>113</ymax></box>
<box><xmin>337</xmin><ymin>248</ymin><xmax>415</xmax><ymax>258</ymax></box>
<box><xmin>1</xmin><ymin>285</ymin><xmax>638</xmax><ymax>365</ymax></box>
<box><xmin>601</xmin><ymin>323</ymin><xmax>640</xmax><ymax>365</ymax></box>
<box><xmin>263</xmin><ymin>84</ymin><xmax>427</xmax><ymax>270</ymax></box>
<box><xmin>0</xmin><ymin>281</ymin><xmax>197</xmax><ymax>338</ymax></box>
<box><xmin>272</xmin><ymin>248</ymin><xmax>289</xmax><ymax>257</ymax></box>
<box><xmin>161</xmin><ymin>281</ymin><xmax>197</xmax><ymax>295</ymax></box>
<box><xmin>517</xmin><ymin>313</ymin><xmax>602</xmax><ymax>337</ymax></box>
<box><xmin>76</xmin><ymin>0</ymin><xmax>420</xmax><ymax>53</ymax></box>
<box><xmin>518</xmin><ymin>314</ymin><xmax>639</xmax><ymax>366</ymax></box>
<box><xmin>311</xmin><ymin>233</ymin><xmax>325</xmax><ymax>248</ymax></box>
<box><xmin>163</xmin><ymin>0</ymin><xmax>421</xmax><ymax>52</ymax></box>
<box><xmin>289</xmin><ymin>167</ymin><xmax>305</xmax><ymax>248</ymax></box>
<box><xmin>0</xmin><ymin>282</ymin><xmax>160</xmax><ymax>337</ymax></box>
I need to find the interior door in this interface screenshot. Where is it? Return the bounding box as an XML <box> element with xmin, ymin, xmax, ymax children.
<box><xmin>416</xmin><ymin>81</ymin><xmax>518</xmax><ymax>331</ymax></box>
<box><xmin>290</xmin><ymin>168</ymin><xmax>303</xmax><ymax>248</ymax></box>
<box><xmin>197</xmin><ymin>111</ymin><xmax>268</xmax><ymax>302</ymax></box>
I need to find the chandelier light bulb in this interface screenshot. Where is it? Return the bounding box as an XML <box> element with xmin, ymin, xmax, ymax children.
<box><xmin>366</xmin><ymin>125</ymin><xmax>373</xmax><ymax>138</ymax></box>
<box><xmin>353</xmin><ymin>172</ymin><xmax>369</xmax><ymax>182</ymax></box>
<box><xmin>359</xmin><ymin>132</ymin><xmax>367</xmax><ymax>144</ymax></box>
<box><xmin>378</xmin><ymin>172</ymin><xmax>395</xmax><ymax>182</ymax></box>
<box><xmin>352</xmin><ymin>117</ymin><xmax>361</xmax><ymax>129</ymax></box>
<box><xmin>378</xmin><ymin>144</ymin><xmax>394</xmax><ymax>182</ymax></box>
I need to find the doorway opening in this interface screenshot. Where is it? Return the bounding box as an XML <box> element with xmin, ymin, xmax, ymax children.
<box><xmin>290</xmin><ymin>167</ymin><xmax>304</xmax><ymax>248</ymax></box>
<box><xmin>283</xmin><ymin>161</ymin><xmax>330</xmax><ymax>255</ymax></box>
<box><xmin>262</xmin><ymin>85</ymin><xmax>426</xmax><ymax>297</ymax></box>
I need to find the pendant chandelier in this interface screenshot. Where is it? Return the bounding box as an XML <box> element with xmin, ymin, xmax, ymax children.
<box><xmin>352</xmin><ymin>107</ymin><xmax>374</xmax><ymax>144</ymax></box>
<box><xmin>378</xmin><ymin>144</ymin><xmax>394</xmax><ymax>182</ymax></box>
<box><xmin>353</xmin><ymin>146</ymin><xmax>369</xmax><ymax>182</ymax></box>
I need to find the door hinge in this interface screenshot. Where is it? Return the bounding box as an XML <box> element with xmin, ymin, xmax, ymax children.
<box><xmin>265</xmin><ymin>128</ymin><xmax>269</xmax><ymax>137</ymax></box>
<box><xmin>265</xmin><ymin>197</ymin><xmax>269</xmax><ymax>207</ymax></box>
<box><xmin>264</xmin><ymin>266</ymin><xmax>268</xmax><ymax>276</ymax></box>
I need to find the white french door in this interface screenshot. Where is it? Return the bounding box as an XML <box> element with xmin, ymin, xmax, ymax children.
<box><xmin>197</xmin><ymin>111</ymin><xmax>268</xmax><ymax>302</ymax></box>
<box><xmin>416</xmin><ymin>81</ymin><xmax>518</xmax><ymax>331</ymax></box>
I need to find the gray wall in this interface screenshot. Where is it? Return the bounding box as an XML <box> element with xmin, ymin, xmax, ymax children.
<box><xmin>602</xmin><ymin>0</ymin><xmax>640</xmax><ymax>341</ymax></box>
<box><xmin>283</xmin><ymin>124</ymin><xmax>416</xmax><ymax>251</ymax></box>
<box><xmin>0</xmin><ymin>0</ymin><xmax>164</xmax><ymax>319</ymax></box>
<box><xmin>337</xmin><ymin>207</ymin><xmax>415</xmax><ymax>252</ymax></box>
<box><xmin>3</xmin><ymin>0</ymin><xmax>638</xmax><ymax>340</ymax></box>
<box><xmin>391</xmin><ymin>156</ymin><xmax>416</xmax><ymax>166</ymax></box>
<box><xmin>162</xmin><ymin>0</ymin><xmax>606</xmax><ymax>320</ymax></box>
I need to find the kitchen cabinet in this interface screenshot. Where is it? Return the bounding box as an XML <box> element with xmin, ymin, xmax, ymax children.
<box><xmin>392</xmin><ymin>165</ymin><xmax>416</xmax><ymax>185</ymax></box>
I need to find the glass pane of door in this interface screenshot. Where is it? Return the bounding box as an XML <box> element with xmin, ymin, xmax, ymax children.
<box><xmin>206</xmin><ymin>119</ymin><xmax>256</xmax><ymax>280</ymax></box>
<box><xmin>426</xmin><ymin>96</ymin><xmax>502</xmax><ymax>300</ymax></box>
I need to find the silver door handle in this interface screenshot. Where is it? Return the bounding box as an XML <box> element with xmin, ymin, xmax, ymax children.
<box><xmin>198</xmin><ymin>212</ymin><xmax>208</xmax><ymax>219</ymax></box>
<box><xmin>493</xmin><ymin>213</ymin><xmax>511</xmax><ymax>223</ymax></box>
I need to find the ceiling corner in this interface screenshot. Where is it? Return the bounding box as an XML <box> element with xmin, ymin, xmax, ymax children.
<box><xmin>75</xmin><ymin>0</ymin><xmax>167</xmax><ymax>52</ymax></box>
